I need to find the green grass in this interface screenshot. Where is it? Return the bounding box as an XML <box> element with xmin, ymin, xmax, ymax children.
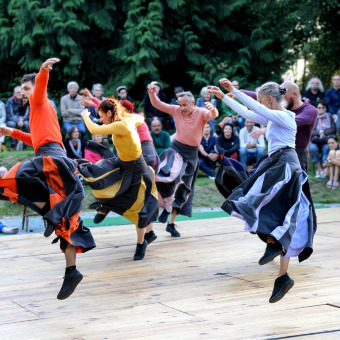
<box><xmin>0</xmin><ymin>152</ymin><xmax>339</xmax><ymax>216</ymax></box>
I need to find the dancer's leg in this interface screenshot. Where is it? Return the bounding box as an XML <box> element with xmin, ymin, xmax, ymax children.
<box><xmin>169</xmin><ymin>209</ymin><xmax>178</xmax><ymax>224</ymax></box>
<box><xmin>278</xmin><ymin>256</ymin><xmax>290</xmax><ymax>277</ymax></box>
<box><xmin>136</xmin><ymin>226</ymin><xmax>146</xmax><ymax>244</ymax></box>
<box><xmin>65</xmin><ymin>243</ymin><xmax>77</xmax><ymax>267</ymax></box>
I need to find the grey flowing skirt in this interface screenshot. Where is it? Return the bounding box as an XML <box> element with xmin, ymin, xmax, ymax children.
<box><xmin>222</xmin><ymin>147</ymin><xmax>316</xmax><ymax>262</ymax></box>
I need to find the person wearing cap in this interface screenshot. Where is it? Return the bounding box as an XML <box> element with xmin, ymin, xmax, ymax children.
<box><xmin>144</xmin><ymin>81</ymin><xmax>169</xmax><ymax>128</ymax></box>
<box><xmin>116</xmin><ymin>86</ymin><xmax>135</xmax><ymax>104</ymax></box>
<box><xmin>60</xmin><ymin>81</ymin><xmax>86</xmax><ymax>136</ymax></box>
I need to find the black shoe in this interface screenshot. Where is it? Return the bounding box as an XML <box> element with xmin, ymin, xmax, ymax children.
<box><xmin>269</xmin><ymin>273</ymin><xmax>294</xmax><ymax>303</ymax></box>
<box><xmin>158</xmin><ymin>209</ymin><xmax>170</xmax><ymax>223</ymax></box>
<box><xmin>89</xmin><ymin>201</ymin><xmax>100</xmax><ymax>210</ymax></box>
<box><xmin>258</xmin><ymin>243</ymin><xmax>282</xmax><ymax>265</ymax></box>
<box><xmin>57</xmin><ymin>269</ymin><xmax>83</xmax><ymax>300</ymax></box>
<box><xmin>166</xmin><ymin>223</ymin><xmax>181</xmax><ymax>237</ymax></box>
<box><xmin>133</xmin><ymin>240</ymin><xmax>147</xmax><ymax>261</ymax></box>
<box><xmin>144</xmin><ymin>231</ymin><xmax>157</xmax><ymax>244</ymax></box>
<box><xmin>93</xmin><ymin>208</ymin><xmax>109</xmax><ymax>224</ymax></box>
<box><xmin>44</xmin><ymin>220</ymin><xmax>55</xmax><ymax>237</ymax></box>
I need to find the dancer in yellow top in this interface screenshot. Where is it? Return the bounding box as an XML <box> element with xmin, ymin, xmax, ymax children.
<box><xmin>79</xmin><ymin>98</ymin><xmax>159</xmax><ymax>260</ymax></box>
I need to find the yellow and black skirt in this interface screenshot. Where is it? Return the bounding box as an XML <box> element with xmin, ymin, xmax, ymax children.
<box><xmin>78</xmin><ymin>155</ymin><xmax>159</xmax><ymax>229</ymax></box>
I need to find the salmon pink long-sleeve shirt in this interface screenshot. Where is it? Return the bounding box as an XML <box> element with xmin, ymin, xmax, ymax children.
<box><xmin>11</xmin><ymin>67</ymin><xmax>63</xmax><ymax>154</ymax></box>
<box><xmin>149</xmin><ymin>92</ymin><xmax>217</xmax><ymax>147</ymax></box>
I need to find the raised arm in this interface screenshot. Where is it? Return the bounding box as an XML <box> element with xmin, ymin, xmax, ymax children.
<box><xmin>147</xmin><ymin>85</ymin><xmax>177</xmax><ymax>116</ymax></box>
<box><xmin>0</xmin><ymin>126</ymin><xmax>33</xmax><ymax>146</ymax></box>
<box><xmin>30</xmin><ymin>58</ymin><xmax>60</xmax><ymax>106</ymax></box>
<box><xmin>81</xmin><ymin>110</ymin><xmax>130</xmax><ymax>135</ymax></box>
<box><xmin>232</xmin><ymin>89</ymin><xmax>294</xmax><ymax>128</ymax></box>
<box><xmin>208</xmin><ymin>85</ymin><xmax>268</xmax><ymax>126</ymax></box>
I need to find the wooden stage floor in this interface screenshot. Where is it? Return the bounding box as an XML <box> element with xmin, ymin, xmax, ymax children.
<box><xmin>1</xmin><ymin>207</ymin><xmax>340</xmax><ymax>340</ymax></box>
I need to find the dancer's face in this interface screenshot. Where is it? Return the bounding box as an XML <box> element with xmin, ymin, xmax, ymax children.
<box><xmin>21</xmin><ymin>81</ymin><xmax>34</xmax><ymax>105</ymax></box>
<box><xmin>98</xmin><ymin>110</ymin><xmax>113</xmax><ymax>125</ymax></box>
<box><xmin>327</xmin><ymin>138</ymin><xmax>339</xmax><ymax>151</ymax></box>
<box><xmin>178</xmin><ymin>95</ymin><xmax>194</xmax><ymax>115</ymax></box>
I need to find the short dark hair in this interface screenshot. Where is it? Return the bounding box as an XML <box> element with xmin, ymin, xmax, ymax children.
<box><xmin>316</xmin><ymin>99</ymin><xmax>329</xmax><ymax>112</ymax></box>
<box><xmin>21</xmin><ymin>73</ymin><xmax>37</xmax><ymax>86</ymax></box>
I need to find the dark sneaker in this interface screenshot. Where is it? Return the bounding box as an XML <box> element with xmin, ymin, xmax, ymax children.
<box><xmin>133</xmin><ymin>240</ymin><xmax>147</xmax><ymax>261</ymax></box>
<box><xmin>166</xmin><ymin>223</ymin><xmax>181</xmax><ymax>237</ymax></box>
<box><xmin>89</xmin><ymin>201</ymin><xmax>100</xmax><ymax>210</ymax></box>
<box><xmin>258</xmin><ymin>243</ymin><xmax>282</xmax><ymax>265</ymax></box>
<box><xmin>144</xmin><ymin>230</ymin><xmax>157</xmax><ymax>244</ymax></box>
<box><xmin>158</xmin><ymin>209</ymin><xmax>170</xmax><ymax>223</ymax></box>
<box><xmin>93</xmin><ymin>208</ymin><xmax>109</xmax><ymax>224</ymax></box>
<box><xmin>269</xmin><ymin>273</ymin><xmax>294</xmax><ymax>303</ymax></box>
<box><xmin>44</xmin><ymin>220</ymin><xmax>55</xmax><ymax>237</ymax></box>
<box><xmin>57</xmin><ymin>269</ymin><xmax>83</xmax><ymax>300</ymax></box>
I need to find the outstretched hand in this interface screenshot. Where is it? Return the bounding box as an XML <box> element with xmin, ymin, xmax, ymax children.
<box><xmin>207</xmin><ymin>86</ymin><xmax>225</xmax><ymax>100</ymax></box>
<box><xmin>80</xmin><ymin>88</ymin><xmax>93</xmax><ymax>99</ymax></box>
<box><xmin>204</xmin><ymin>102</ymin><xmax>219</xmax><ymax>117</ymax></box>
<box><xmin>42</xmin><ymin>58</ymin><xmax>60</xmax><ymax>71</ymax></box>
<box><xmin>219</xmin><ymin>78</ymin><xmax>234</xmax><ymax>92</ymax></box>
<box><xmin>80</xmin><ymin>97</ymin><xmax>93</xmax><ymax>107</ymax></box>
<box><xmin>250</xmin><ymin>127</ymin><xmax>266</xmax><ymax>139</ymax></box>
<box><xmin>147</xmin><ymin>84</ymin><xmax>157</xmax><ymax>94</ymax></box>
<box><xmin>81</xmin><ymin>109</ymin><xmax>90</xmax><ymax>117</ymax></box>
<box><xmin>0</xmin><ymin>126</ymin><xmax>13</xmax><ymax>137</ymax></box>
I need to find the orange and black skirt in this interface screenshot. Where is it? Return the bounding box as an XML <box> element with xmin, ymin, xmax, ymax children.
<box><xmin>0</xmin><ymin>143</ymin><xmax>96</xmax><ymax>253</ymax></box>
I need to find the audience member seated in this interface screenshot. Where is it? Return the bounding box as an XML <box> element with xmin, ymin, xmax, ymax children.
<box><xmin>322</xmin><ymin>136</ymin><xmax>340</xmax><ymax>189</ymax></box>
<box><xmin>309</xmin><ymin>100</ymin><xmax>336</xmax><ymax>178</ymax></box>
<box><xmin>150</xmin><ymin>118</ymin><xmax>171</xmax><ymax>155</ymax></box>
<box><xmin>0</xmin><ymin>98</ymin><xmax>6</xmax><ymax>151</ymax></box>
<box><xmin>89</xmin><ymin>84</ymin><xmax>104</xmax><ymax>122</ymax></box>
<box><xmin>116</xmin><ymin>85</ymin><xmax>135</xmax><ymax>103</ymax></box>
<box><xmin>84</xmin><ymin>134</ymin><xmax>110</xmax><ymax>163</ymax></box>
<box><xmin>64</xmin><ymin>125</ymin><xmax>87</xmax><ymax>159</ymax></box>
<box><xmin>61</xmin><ymin>81</ymin><xmax>86</xmax><ymax>136</ymax></box>
<box><xmin>198</xmin><ymin>122</ymin><xmax>219</xmax><ymax>178</ymax></box>
<box><xmin>215</xmin><ymin>123</ymin><xmax>239</xmax><ymax>160</ymax></box>
<box><xmin>239</xmin><ymin>119</ymin><xmax>265</xmax><ymax>169</ymax></box>
<box><xmin>144</xmin><ymin>81</ymin><xmax>168</xmax><ymax>128</ymax></box>
<box><xmin>196</xmin><ymin>87</ymin><xmax>218</xmax><ymax>135</ymax></box>
<box><xmin>325</xmin><ymin>74</ymin><xmax>340</xmax><ymax>134</ymax></box>
<box><xmin>6</xmin><ymin>86</ymin><xmax>30</xmax><ymax>151</ymax></box>
<box><xmin>303</xmin><ymin>77</ymin><xmax>325</xmax><ymax>107</ymax></box>
<box><xmin>170</xmin><ymin>86</ymin><xmax>184</xmax><ymax>105</ymax></box>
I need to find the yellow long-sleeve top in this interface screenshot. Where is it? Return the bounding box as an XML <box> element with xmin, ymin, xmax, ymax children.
<box><xmin>83</xmin><ymin>114</ymin><xmax>143</xmax><ymax>162</ymax></box>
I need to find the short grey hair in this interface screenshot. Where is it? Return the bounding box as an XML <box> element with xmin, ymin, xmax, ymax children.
<box><xmin>92</xmin><ymin>83</ymin><xmax>104</xmax><ymax>94</ymax></box>
<box><xmin>178</xmin><ymin>91</ymin><xmax>194</xmax><ymax>101</ymax></box>
<box><xmin>67</xmin><ymin>81</ymin><xmax>79</xmax><ymax>90</ymax></box>
<box><xmin>258</xmin><ymin>82</ymin><xmax>286</xmax><ymax>103</ymax></box>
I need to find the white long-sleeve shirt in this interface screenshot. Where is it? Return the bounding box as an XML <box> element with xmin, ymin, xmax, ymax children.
<box><xmin>222</xmin><ymin>89</ymin><xmax>296</xmax><ymax>156</ymax></box>
<box><xmin>239</xmin><ymin>126</ymin><xmax>265</xmax><ymax>152</ymax></box>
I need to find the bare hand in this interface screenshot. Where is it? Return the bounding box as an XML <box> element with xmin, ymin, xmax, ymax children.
<box><xmin>80</xmin><ymin>88</ymin><xmax>93</xmax><ymax>99</ymax></box>
<box><xmin>204</xmin><ymin>101</ymin><xmax>217</xmax><ymax>112</ymax></box>
<box><xmin>219</xmin><ymin>78</ymin><xmax>234</xmax><ymax>92</ymax></box>
<box><xmin>227</xmin><ymin>93</ymin><xmax>236</xmax><ymax>99</ymax></box>
<box><xmin>319</xmin><ymin>130</ymin><xmax>324</xmax><ymax>136</ymax></box>
<box><xmin>81</xmin><ymin>109</ymin><xmax>90</xmax><ymax>117</ymax></box>
<box><xmin>147</xmin><ymin>84</ymin><xmax>157</xmax><ymax>94</ymax></box>
<box><xmin>42</xmin><ymin>58</ymin><xmax>60</xmax><ymax>71</ymax></box>
<box><xmin>0</xmin><ymin>126</ymin><xmax>14</xmax><ymax>137</ymax></box>
<box><xmin>207</xmin><ymin>86</ymin><xmax>225</xmax><ymax>100</ymax></box>
<box><xmin>251</xmin><ymin>128</ymin><xmax>266</xmax><ymax>139</ymax></box>
<box><xmin>80</xmin><ymin>97</ymin><xmax>93</xmax><ymax>107</ymax></box>
<box><xmin>17</xmin><ymin>120</ymin><xmax>24</xmax><ymax>128</ymax></box>
<box><xmin>208</xmin><ymin>153</ymin><xmax>219</xmax><ymax>161</ymax></box>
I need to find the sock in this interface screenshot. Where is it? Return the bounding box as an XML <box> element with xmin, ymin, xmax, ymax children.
<box><xmin>65</xmin><ymin>265</ymin><xmax>76</xmax><ymax>276</ymax></box>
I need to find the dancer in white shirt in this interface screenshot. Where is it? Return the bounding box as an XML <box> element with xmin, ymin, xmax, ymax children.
<box><xmin>209</xmin><ymin>79</ymin><xmax>316</xmax><ymax>303</ymax></box>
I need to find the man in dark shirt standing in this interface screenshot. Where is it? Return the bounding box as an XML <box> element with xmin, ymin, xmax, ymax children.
<box><xmin>325</xmin><ymin>74</ymin><xmax>340</xmax><ymax>133</ymax></box>
<box><xmin>281</xmin><ymin>81</ymin><xmax>318</xmax><ymax>172</ymax></box>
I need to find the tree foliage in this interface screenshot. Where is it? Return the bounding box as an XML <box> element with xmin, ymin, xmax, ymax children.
<box><xmin>0</xmin><ymin>0</ymin><xmax>338</xmax><ymax>102</ymax></box>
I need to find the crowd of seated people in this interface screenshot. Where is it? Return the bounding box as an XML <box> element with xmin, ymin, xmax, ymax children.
<box><xmin>1</xmin><ymin>75</ymin><xmax>339</xmax><ymax>192</ymax></box>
